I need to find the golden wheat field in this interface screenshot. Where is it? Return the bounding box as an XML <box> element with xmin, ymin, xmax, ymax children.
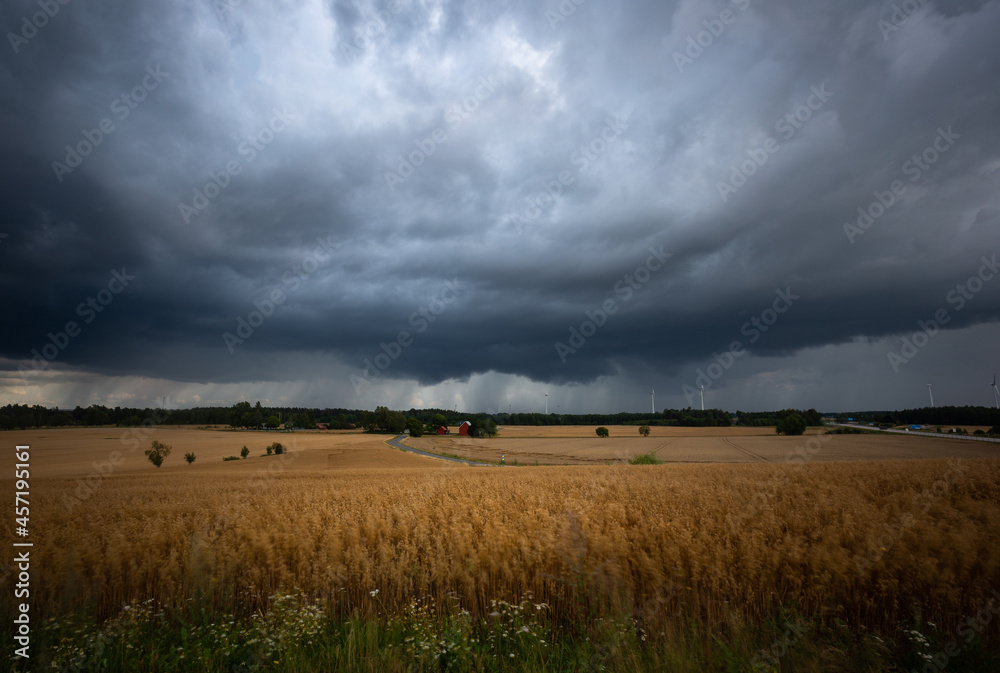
<box><xmin>3</xmin><ymin>425</ymin><xmax>1000</xmax><ymax>663</ymax></box>
<box><xmin>0</xmin><ymin>427</ymin><xmax>434</xmax><ymax>478</ymax></box>
<box><xmin>2</xmin><ymin>427</ymin><xmax>999</xmax><ymax>641</ymax></box>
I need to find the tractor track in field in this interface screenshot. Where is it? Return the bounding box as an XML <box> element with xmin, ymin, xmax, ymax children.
<box><xmin>723</xmin><ymin>437</ymin><xmax>771</xmax><ymax>463</ymax></box>
<box><xmin>650</xmin><ymin>440</ymin><xmax>673</xmax><ymax>458</ymax></box>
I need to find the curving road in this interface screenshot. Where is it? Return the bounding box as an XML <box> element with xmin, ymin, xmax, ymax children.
<box><xmin>385</xmin><ymin>435</ymin><xmax>494</xmax><ymax>466</ymax></box>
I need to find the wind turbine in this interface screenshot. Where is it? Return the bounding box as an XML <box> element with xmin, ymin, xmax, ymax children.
<box><xmin>651</xmin><ymin>389</ymin><xmax>655</xmax><ymax>414</ymax></box>
<box><xmin>991</xmin><ymin>374</ymin><xmax>999</xmax><ymax>409</ymax></box>
<box><xmin>545</xmin><ymin>393</ymin><xmax>548</xmax><ymax>415</ymax></box>
<box><xmin>699</xmin><ymin>385</ymin><xmax>705</xmax><ymax>411</ymax></box>
<box><xmin>927</xmin><ymin>384</ymin><xmax>935</xmax><ymax>408</ymax></box>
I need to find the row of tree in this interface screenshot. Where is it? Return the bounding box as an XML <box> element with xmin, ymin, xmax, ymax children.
<box><xmin>833</xmin><ymin>406</ymin><xmax>1000</xmax><ymax>427</ymax></box>
<box><xmin>0</xmin><ymin>403</ymin><xmax>370</xmax><ymax>430</ymax></box>
<box><xmin>0</xmin><ymin>403</ymin><xmax>815</xmax><ymax>431</ymax></box>
<box><xmin>6</xmin><ymin>401</ymin><xmax>996</xmax><ymax>432</ymax></box>
<box><xmin>358</xmin><ymin>408</ymin><xmax>499</xmax><ymax>438</ymax></box>
<box><xmin>229</xmin><ymin>401</ymin><xmax>319</xmax><ymax>430</ymax></box>
<box><xmin>736</xmin><ymin>409</ymin><xmax>824</xmax><ymax>427</ymax></box>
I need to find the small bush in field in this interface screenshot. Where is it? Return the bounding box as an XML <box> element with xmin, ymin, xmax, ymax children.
<box><xmin>145</xmin><ymin>440</ymin><xmax>171</xmax><ymax>467</ymax></box>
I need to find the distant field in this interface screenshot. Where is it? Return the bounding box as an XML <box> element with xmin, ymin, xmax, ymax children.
<box><xmin>408</xmin><ymin>429</ymin><xmax>999</xmax><ymax>464</ymax></box>
<box><xmin>480</xmin><ymin>424</ymin><xmax>783</xmax><ymax>438</ymax></box>
<box><xmin>0</xmin><ymin>427</ymin><xmax>441</xmax><ymax>479</ymax></box>
<box><xmin>3</xmin><ymin>426</ymin><xmax>996</xmax><ymax>479</ymax></box>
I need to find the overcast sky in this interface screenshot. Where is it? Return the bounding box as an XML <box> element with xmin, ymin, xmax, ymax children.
<box><xmin>1</xmin><ymin>0</ymin><xmax>999</xmax><ymax>414</ymax></box>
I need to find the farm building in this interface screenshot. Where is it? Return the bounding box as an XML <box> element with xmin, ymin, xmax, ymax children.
<box><xmin>458</xmin><ymin>421</ymin><xmax>471</xmax><ymax>436</ymax></box>
<box><xmin>436</xmin><ymin>426</ymin><xmax>449</xmax><ymax>435</ymax></box>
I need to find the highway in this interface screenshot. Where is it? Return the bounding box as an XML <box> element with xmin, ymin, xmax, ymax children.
<box><xmin>830</xmin><ymin>423</ymin><xmax>1000</xmax><ymax>444</ymax></box>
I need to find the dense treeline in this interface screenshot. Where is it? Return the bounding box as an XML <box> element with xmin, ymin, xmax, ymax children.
<box><xmin>0</xmin><ymin>403</ymin><xmax>833</xmax><ymax>431</ymax></box>
<box><xmin>0</xmin><ymin>403</ymin><xmax>370</xmax><ymax>431</ymax></box>
<box><xmin>735</xmin><ymin>409</ymin><xmax>824</xmax><ymax>427</ymax></box>
<box><xmin>16</xmin><ymin>402</ymin><xmax>994</xmax><ymax>432</ymax></box>
<box><xmin>418</xmin><ymin>408</ymin><xmax>737</xmax><ymax>427</ymax></box>
<box><xmin>0</xmin><ymin>404</ymin><xmax>183</xmax><ymax>430</ymax></box>
<box><xmin>834</xmin><ymin>406</ymin><xmax>1000</xmax><ymax>427</ymax></box>
<box><xmin>0</xmin><ymin>405</ymin><xmax>746</xmax><ymax>431</ymax></box>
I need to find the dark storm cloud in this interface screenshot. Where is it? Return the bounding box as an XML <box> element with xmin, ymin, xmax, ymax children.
<box><xmin>1</xmin><ymin>0</ymin><xmax>999</xmax><ymax>410</ymax></box>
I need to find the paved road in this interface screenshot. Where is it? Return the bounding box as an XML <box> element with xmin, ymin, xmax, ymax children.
<box><xmin>385</xmin><ymin>435</ymin><xmax>494</xmax><ymax>466</ymax></box>
<box><xmin>830</xmin><ymin>423</ymin><xmax>1000</xmax><ymax>443</ymax></box>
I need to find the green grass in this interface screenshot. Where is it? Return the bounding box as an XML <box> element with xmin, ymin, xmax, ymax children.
<box><xmin>12</xmin><ymin>592</ymin><xmax>999</xmax><ymax>673</ymax></box>
<box><xmin>628</xmin><ymin>452</ymin><xmax>662</xmax><ymax>465</ymax></box>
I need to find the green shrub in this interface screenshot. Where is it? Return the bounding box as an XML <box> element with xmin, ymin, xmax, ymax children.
<box><xmin>406</xmin><ymin>418</ymin><xmax>424</xmax><ymax>437</ymax></box>
<box><xmin>240</xmin><ymin>445</ymin><xmax>250</xmax><ymax>459</ymax></box>
<box><xmin>776</xmin><ymin>413</ymin><xmax>807</xmax><ymax>436</ymax></box>
<box><xmin>268</xmin><ymin>442</ymin><xmax>285</xmax><ymax>455</ymax></box>
<box><xmin>223</xmin><ymin>456</ymin><xmax>240</xmax><ymax>461</ymax></box>
<box><xmin>145</xmin><ymin>440</ymin><xmax>171</xmax><ymax>468</ymax></box>
<box><xmin>629</xmin><ymin>452</ymin><xmax>662</xmax><ymax>465</ymax></box>
<box><xmin>183</xmin><ymin>452</ymin><xmax>196</xmax><ymax>464</ymax></box>
<box><xmin>596</xmin><ymin>427</ymin><xmax>609</xmax><ymax>438</ymax></box>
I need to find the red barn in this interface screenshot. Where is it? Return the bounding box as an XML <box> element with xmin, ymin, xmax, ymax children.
<box><xmin>458</xmin><ymin>421</ymin><xmax>471</xmax><ymax>436</ymax></box>
<box><xmin>437</xmin><ymin>426</ymin><xmax>449</xmax><ymax>435</ymax></box>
